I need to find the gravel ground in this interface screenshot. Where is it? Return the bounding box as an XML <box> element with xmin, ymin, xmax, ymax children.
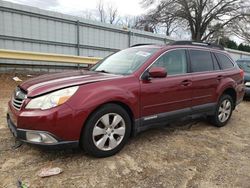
<box><xmin>0</xmin><ymin>73</ymin><xmax>250</xmax><ymax>188</ymax></box>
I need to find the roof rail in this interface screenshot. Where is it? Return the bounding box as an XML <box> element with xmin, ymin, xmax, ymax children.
<box><xmin>170</xmin><ymin>40</ymin><xmax>224</xmax><ymax>50</ymax></box>
<box><xmin>130</xmin><ymin>43</ymin><xmax>157</xmax><ymax>47</ymax></box>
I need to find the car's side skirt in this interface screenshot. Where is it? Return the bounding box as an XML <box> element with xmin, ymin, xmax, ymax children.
<box><xmin>133</xmin><ymin>103</ymin><xmax>217</xmax><ymax>135</ymax></box>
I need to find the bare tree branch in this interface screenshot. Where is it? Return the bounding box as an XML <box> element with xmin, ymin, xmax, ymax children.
<box><xmin>141</xmin><ymin>0</ymin><xmax>249</xmax><ymax>41</ymax></box>
<box><xmin>97</xmin><ymin>0</ymin><xmax>106</xmax><ymax>23</ymax></box>
<box><xmin>107</xmin><ymin>4</ymin><xmax>119</xmax><ymax>24</ymax></box>
<box><xmin>96</xmin><ymin>0</ymin><xmax>120</xmax><ymax>25</ymax></box>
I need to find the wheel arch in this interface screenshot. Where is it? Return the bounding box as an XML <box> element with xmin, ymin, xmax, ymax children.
<box><xmin>221</xmin><ymin>87</ymin><xmax>237</xmax><ymax>109</ymax></box>
<box><xmin>80</xmin><ymin>101</ymin><xmax>136</xmax><ymax>141</ymax></box>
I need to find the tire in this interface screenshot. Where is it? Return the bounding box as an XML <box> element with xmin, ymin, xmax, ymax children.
<box><xmin>209</xmin><ymin>94</ymin><xmax>234</xmax><ymax>127</ymax></box>
<box><xmin>80</xmin><ymin>103</ymin><xmax>131</xmax><ymax>157</ymax></box>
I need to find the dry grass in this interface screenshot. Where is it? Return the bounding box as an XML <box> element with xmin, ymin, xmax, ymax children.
<box><xmin>0</xmin><ymin>72</ymin><xmax>250</xmax><ymax>188</ymax></box>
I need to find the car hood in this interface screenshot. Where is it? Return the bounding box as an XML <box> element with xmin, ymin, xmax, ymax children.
<box><xmin>19</xmin><ymin>70</ymin><xmax>122</xmax><ymax>97</ymax></box>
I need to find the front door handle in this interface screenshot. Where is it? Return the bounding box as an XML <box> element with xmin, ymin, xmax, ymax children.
<box><xmin>217</xmin><ymin>75</ymin><xmax>223</xmax><ymax>81</ymax></box>
<box><xmin>181</xmin><ymin>80</ymin><xmax>192</xmax><ymax>86</ymax></box>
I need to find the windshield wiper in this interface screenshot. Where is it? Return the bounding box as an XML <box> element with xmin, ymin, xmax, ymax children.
<box><xmin>95</xmin><ymin>70</ymin><xmax>110</xmax><ymax>73</ymax></box>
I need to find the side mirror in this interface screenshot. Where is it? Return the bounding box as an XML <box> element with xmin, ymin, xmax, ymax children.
<box><xmin>148</xmin><ymin>67</ymin><xmax>167</xmax><ymax>78</ymax></box>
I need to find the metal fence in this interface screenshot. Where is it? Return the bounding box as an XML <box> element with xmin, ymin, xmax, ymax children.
<box><xmin>1</xmin><ymin>0</ymin><xmax>250</xmax><ymax>73</ymax></box>
<box><xmin>225</xmin><ymin>48</ymin><xmax>250</xmax><ymax>60</ymax></box>
<box><xmin>0</xmin><ymin>0</ymin><xmax>174</xmax><ymax>72</ymax></box>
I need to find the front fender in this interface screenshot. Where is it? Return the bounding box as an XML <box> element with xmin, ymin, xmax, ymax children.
<box><xmin>76</xmin><ymin>85</ymin><xmax>139</xmax><ymax>116</ymax></box>
<box><xmin>66</xmin><ymin>77</ymin><xmax>140</xmax><ymax>135</ymax></box>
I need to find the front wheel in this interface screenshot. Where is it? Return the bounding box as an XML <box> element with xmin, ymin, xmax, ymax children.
<box><xmin>209</xmin><ymin>94</ymin><xmax>234</xmax><ymax>127</ymax></box>
<box><xmin>80</xmin><ymin>104</ymin><xmax>131</xmax><ymax>157</ymax></box>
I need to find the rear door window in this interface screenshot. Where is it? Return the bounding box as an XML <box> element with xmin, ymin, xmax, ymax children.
<box><xmin>215</xmin><ymin>53</ymin><xmax>234</xmax><ymax>69</ymax></box>
<box><xmin>189</xmin><ymin>50</ymin><xmax>214</xmax><ymax>72</ymax></box>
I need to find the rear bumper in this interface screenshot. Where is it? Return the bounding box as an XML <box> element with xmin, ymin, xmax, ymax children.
<box><xmin>7</xmin><ymin>114</ymin><xmax>79</xmax><ymax>149</ymax></box>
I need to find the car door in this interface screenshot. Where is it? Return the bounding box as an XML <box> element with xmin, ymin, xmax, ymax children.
<box><xmin>140</xmin><ymin>49</ymin><xmax>193</xmax><ymax>126</ymax></box>
<box><xmin>188</xmin><ymin>49</ymin><xmax>221</xmax><ymax>113</ymax></box>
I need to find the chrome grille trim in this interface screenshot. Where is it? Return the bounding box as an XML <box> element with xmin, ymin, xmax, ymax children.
<box><xmin>11</xmin><ymin>87</ymin><xmax>26</xmax><ymax>111</ymax></box>
<box><xmin>12</xmin><ymin>100</ymin><xmax>23</xmax><ymax>111</ymax></box>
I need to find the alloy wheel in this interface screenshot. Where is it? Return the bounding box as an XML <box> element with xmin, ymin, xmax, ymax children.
<box><xmin>92</xmin><ymin>113</ymin><xmax>126</xmax><ymax>151</ymax></box>
<box><xmin>218</xmin><ymin>99</ymin><xmax>232</xmax><ymax>123</ymax></box>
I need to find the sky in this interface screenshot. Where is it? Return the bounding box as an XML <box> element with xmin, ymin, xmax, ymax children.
<box><xmin>4</xmin><ymin>0</ymin><xmax>145</xmax><ymax>17</ymax></box>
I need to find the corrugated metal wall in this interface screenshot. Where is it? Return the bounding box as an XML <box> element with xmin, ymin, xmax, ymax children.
<box><xmin>225</xmin><ymin>48</ymin><xmax>250</xmax><ymax>61</ymax></box>
<box><xmin>0</xmin><ymin>0</ymin><xmax>174</xmax><ymax>72</ymax></box>
<box><xmin>1</xmin><ymin>0</ymin><xmax>250</xmax><ymax>72</ymax></box>
<box><xmin>0</xmin><ymin>1</ymin><xmax>171</xmax><ymax>58</ymax></box>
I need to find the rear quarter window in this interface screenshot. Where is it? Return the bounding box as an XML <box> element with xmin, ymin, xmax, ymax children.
<box><xmin>236</xmin><ymin>60</ymin><xmax>250</xmax><ymax>73</ymax></box>
<box><xmin>215</xmin><ymin>53</ymin><xmax>234</xmax><ymax>69</ymax></box>
<box><xmin>189</xmin><ymin>50</ymin><xmax>214</xmax><ymax>72</ymax></box>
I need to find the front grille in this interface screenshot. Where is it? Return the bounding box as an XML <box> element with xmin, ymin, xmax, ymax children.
<box><xmin>11</xmin><ymin>87</ymin><xmax>26</xmax><ymax>111</ymax></box>
<box><xmin>12</xmin><ymin>97</ymin><xmax>24</xmax><ymax>110</ymax></box>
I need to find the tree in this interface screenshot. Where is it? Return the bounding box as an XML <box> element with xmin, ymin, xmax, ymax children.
<box><xmin>97</xmin><ymin>0</ymin><xmax>106</xmax><ymax>23</ymax></box>
<box><xmin>107</xmin><ymin>4</ymin><xmax>119</xmax><ymax>24</ymax></box>
<box><xmin>82</xmin><ymin>9</ymin><xmax>95</xmax><ymax>20</ymax></box>
<box><xmin>238</xmin><ymin>43</ymin><xmax>250</xmax><ymax>52</ymax></box>
<box><xmin>231</xmin><ymin>15</ymin><xmax>250</xmax><ymax>44</ymax></box>
<box><xmin>138</xmin><ymin>1</ymin><xmax>180</xmax><ymax>36</ymax></box>
<box><xmin>141</xmin><ymin>0</ymin><xmax>249</xmax><ymax>41</ymax></box>
<box><xmin>218</xmin><ymin>37</ymin><xmax>238</xmax><ymax>49</ymax></box>
<box><xmin>96</xmin><ymin>0</ymin><xmax>120</xmax><ymax>24</ymax></box>
<box><xmin>127</xmin><ymin>15</ymin><xmax>156</xmax><ymax>32</ymax></box>
<box><xmin>119</xmin><ymin>16</ymin><xmax>142</xmax><ymax>30</ymax></box>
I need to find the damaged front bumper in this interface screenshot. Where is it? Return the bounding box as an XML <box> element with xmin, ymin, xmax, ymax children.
<box><xmin>6</xmin><ymin>114</ymin><xmax>78</xmax><ymax>149</ymax></box>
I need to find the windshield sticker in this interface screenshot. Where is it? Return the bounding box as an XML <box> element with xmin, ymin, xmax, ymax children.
<box><xmin>136</xmin><ymin>51</ymin><xmax>151</xmax><ymax>57</ymax></box>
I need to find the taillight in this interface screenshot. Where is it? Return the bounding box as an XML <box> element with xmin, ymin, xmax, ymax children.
<box><xmin>240</xmin><ymin>69</ymin><xmax>244</xmax><ymax>79</ymax></box>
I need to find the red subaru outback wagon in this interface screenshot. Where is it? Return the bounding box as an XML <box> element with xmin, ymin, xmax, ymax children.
<box><xmin>7</xmin><ymin>41</ymin><xmax>245</xmax><ymax>157</ymax></box>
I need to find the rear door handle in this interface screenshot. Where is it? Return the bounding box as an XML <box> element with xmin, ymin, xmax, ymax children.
<box><xmin>181</xmin><ymin>80</ymin><xmax>192</xmax><ymax>86</ymax></box>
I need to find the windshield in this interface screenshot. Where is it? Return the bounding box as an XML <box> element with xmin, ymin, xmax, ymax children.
<box><xmin>237</xmin><ymin>60</ymin><xmax>250</xmax><ymax>73</ymax></box>
<box><xmin>91</xmin><ymin>47</ymin><xmax>159</xmax><ymax>75</ymax></box>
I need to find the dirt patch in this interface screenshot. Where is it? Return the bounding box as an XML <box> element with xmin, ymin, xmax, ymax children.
<box><xmin>0</xmin><ymin>73</ymin><xmax>250</xmax><ymax>188</ymax></box>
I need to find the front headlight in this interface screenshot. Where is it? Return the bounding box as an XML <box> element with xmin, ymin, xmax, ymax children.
<box><xmin>25</xmin><ymin>86</ymin><xmax>79</xmax><ymax>110</ymax></box>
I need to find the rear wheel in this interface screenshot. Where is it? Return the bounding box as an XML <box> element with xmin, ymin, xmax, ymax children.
<box><xmin>80</xmin><ymin>104</ymin><xmax>131</xmax><ymax>157</ymax></box>
<box><xmin>209</xmin><ymin>94</ymin><xmax>233</xmax><ymax>127</ymax></box>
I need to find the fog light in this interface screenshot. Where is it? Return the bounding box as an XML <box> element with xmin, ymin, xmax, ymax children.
<box><xmin>26</xmin><ymin>132</ymin><xmax>42</xmax><ymax>142</ymax></box>
<box><xmin>26</xmin><ymin>132</ymin><xmax>58</xmax><ymax>144</ymax></box>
